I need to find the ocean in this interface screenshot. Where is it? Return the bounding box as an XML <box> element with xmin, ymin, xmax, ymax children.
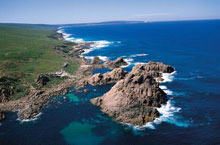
<box><xmin>1</xmin><ymin>20</ymin><xmax>220</xmax><ymax>145</ymax></box>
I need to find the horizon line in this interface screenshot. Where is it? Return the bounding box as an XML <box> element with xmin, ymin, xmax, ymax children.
<box><xmin>0</xmin><ymin>18</ymin><xmax>220</xmax><ymax>26</ymax></box>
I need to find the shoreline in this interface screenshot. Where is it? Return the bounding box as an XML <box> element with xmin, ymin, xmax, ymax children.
<box><xmin>0</xmin><ymin>26</ymin><xmax>130</xmax><ymax>122</ymax></box>
<box><xmin>0</xmin><ymin>27</ymin><xmax>100</xmax><ymax>121</ymax></box>
<box><xmin>0</xmin><ymin>26</ymin><xmax>178</xmax><ymax>130</ymax></box>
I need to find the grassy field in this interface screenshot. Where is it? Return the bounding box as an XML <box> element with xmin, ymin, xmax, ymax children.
<box><xmin>0</xmin><ymin>24</ymin><xmax>79</xmax><ymax>100</ymax></box>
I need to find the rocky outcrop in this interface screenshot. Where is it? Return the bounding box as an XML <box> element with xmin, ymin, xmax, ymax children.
<box><xmin>88</xmin><ymin>68</ymin><xmax>128</xmax><ymax>86</ymax></box>
<box><xmin>90</xmin><ymin>62</ymin><xmax>174</xmax><ymax>126</ymax></box>
<box><xmin>91</xmin><ymin>57</ymin><xmax>102</xmax><ymax>65</ymax></box>
<box><xmin>18</xmin><ymin>103</ymin><xmax>43</xmax><ymax>120</ymax></box>
<box><xmin>36</xmin><ymin>70</ymin><xmax>75</xmax><ymax>87</ymax></box>
<box><xmin>35</xmin><ymin>74</ymin><xmax>50</xmax><ymax>87</ymax></box>
<box><xmin>132</xmin><ymin>61</ymin><xmax>175</xmax><ymax>82</ymax></box>
<box><xmin>0</xmin><ymin>112</ymin><xmax>5</xmax><ymax>122</ymax></box>
<box><xmin>103</xmin><ymin>58</ymin><xmax>128</xmax><ymax>69</ymax></box>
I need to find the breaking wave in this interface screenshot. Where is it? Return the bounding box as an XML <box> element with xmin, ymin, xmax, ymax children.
<box><xmin>84</xmin><ymin>56</ymin><xmax>109</xmax><ymax>61</ymax></box>
<box><xmin>130</xmin><ymin>53</ymin><xmax>148</xmax><ymax>57</ymax></box>
<box><xmin>17</xmin><ymin>112</ymin><xmax>42</xmax><ymax>123</ymax></box>
<box><xmin>160</xmin><ymin>71</ymin><xmax>177</xmax><ymax>83</ymax></box>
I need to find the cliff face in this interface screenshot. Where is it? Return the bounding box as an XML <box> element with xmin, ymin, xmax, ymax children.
<box><xmin>90</xmin><ymin>62</ymin><xmax>174</xmax><ymax>126</ymax></box>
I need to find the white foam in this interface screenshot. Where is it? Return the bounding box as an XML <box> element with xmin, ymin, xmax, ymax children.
<box><xmin>84</xmin><ymin>56</ymin><xmax>94</xmax><ymax>60</ymax></box>
<box><xmin>155</xmin><ymin>100</ymin><xmax>189</xmax><ymax>128</ymax></box>
<box><xmin>84</xmin><ymin>56</ymin><xmax>109</xmax><ymax>61</ymax></box>
<box><xmin>91</xmin><ymin>40</ymin><xmax>112</xmax><ymax>49</ymax></box>
<box><xmin>57</xmin><ymin>28</ymin><xmax>85</xmax><ymax>43</ymax></box>
<box><xmin>82</xmin><ymin>49</ymin><xmax>93</xmax><ymax>55</ymax></box>
<box><xmin>97</xmin><ymin>56</ymin><xmax>109</xmax><ymax>61</ymax></box>
<box><xmin>134</xmin><ymin>62</ymin><xmax>147</xmax><ymax>65</ymax></box>
<box><xmin>57</xmin><ymin>28</ymin><xmax>114</xmax><ymax>57</ymax></box>
<box><xmin>124</xmin><ymin>99</ymin><xmax>184</xmax><ymax>130</ymax></box>
<box><xmin>142</xmin><ymin>122</ymin><xmax>156</xmax><ymax>129</ymax></box>
<box><xmin>160</xmin><ymin>71</ymin><xmax>177</xmax><ymax>83</ymax></box>
<box><xmin>17</xmin><ymin>112</ymin><xmax>42</xmax><ymax>123</ymax></box>
<box><xmin>159</xmin><ymin>85</ymin><xmax>167</xmax><ymax>90</ymax></box>
<box><xmin>80</xmin><ymin>40</ymin><xmax>112</xmax><ymax>56</ymax></box>
<box><xmin>56</xmin><ymin>29</ymin><xmax>63</xmax><ymax>34</ymax></box>
<box><xmin>159</xmin><ymin>85</ymin><xmax>173</xmax><ymax>95</ymax></box>
<box><xmin>130</xmin><ymin>53</ymin><xmax>148</xmax><ymax>57</ymax></box>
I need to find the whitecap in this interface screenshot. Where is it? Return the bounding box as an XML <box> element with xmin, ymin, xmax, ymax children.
<box><xmin>56</xmin><ymin>29</ymin><xmax>63</xmax><ymax>34</ymax></box>
<box><xmin>80</xmin><ymin>40</ymin><xmax>113</xmax><ymax>56</ymax></box>
<box><xmin>97</xmin><ymin>56</ymin><xmax>109</xmax><ymax>61</ymax></box>
<box><xmin>160</xmin><ymin>71</ymin><xmax>177</xmax><ymax>83</ymax></box>
<box><xmin>159</xmin><ymin>85</ymin><xmax>173</xmax><ymax>95</ymax></box>
<box><xmin>82</xmin><ymin>49</ymin><xmax>93</xmax><ymax>55</ymax></box>
<box><xmin>91</xmin><ymin>40</ymin><xmax>112</xmax><ymax>49</ymax></box>
<box><xmin>130</xmin><ymin>53</ymin><xmax>148</xmax><ymax>57</ymax></box>
<box><xmin>142</xmin><ymin>122</ymin><xmax>156</xmax><ymax>130</ymax></box>
<box><xmin>133</xmin><ymin>62</ymin><xmax>147</xmax><ymax>65</ymax></box>
<box><xmin>153</xmin><ymin>100</ymin><xmax>189</xmax><ymax>128</ymax></box>
<box><xmin>84</xmin><ymin>56</ymin><xmax>94</xmax><ymax>60</ymax></box>
<box><xmin>159</xmin><ymin>85</ymin><xmax>167</xmax><ymax>90</ymax></box>
<box><xmin>84</xmin><ymin>56</ymin><xmax>109</xmax><ymax>61</ymax></box>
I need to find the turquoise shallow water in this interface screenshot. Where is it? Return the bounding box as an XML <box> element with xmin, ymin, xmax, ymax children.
<box><xmin>1</xmin><ymin>20</ymin><xmax>220</xmax><ymax>145</ymax></box>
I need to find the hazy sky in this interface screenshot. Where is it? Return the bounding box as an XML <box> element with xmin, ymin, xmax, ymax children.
<box><xmin>0</xmin><ymin>0</ymin><xmax>219</xmax><ymax>24</ymax></box>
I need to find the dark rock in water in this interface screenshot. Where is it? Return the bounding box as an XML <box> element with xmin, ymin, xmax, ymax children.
<box><xmin>103</xmin><ymin>57</ymin><xmax>128</xmax><ymax>69</ymax></box>
<box><xmin>88</xmin><ymin>68</ymin><xmax>128</xmax><ymax>86</ymax></box>
<box><xmin>90</xmin><ymin>62</ymin><xmax>174</xmax><ymax>126</ymax></box>
<box><xmin>91</xmin><ymin>57</ymin><xmax>102</xmax><ymax>65</ymax></box>
<box><xmin>18</xmin><ymin>103</ymin><xmax>42</xmax><ymax>120</ymax></box>
<box><xmin>146</xmin><ymin>61</ymin><xmax>174</xmax><ymax>73</ymax></box>
<box><xmin>0</xmin><ymin>112</ymin><xmax>6</xmax><ymax>122</ymax></box>
<box><xmin>35</xmin><ymin>74</ymin><xmax>50</xmax><ymax>86</ymax></box>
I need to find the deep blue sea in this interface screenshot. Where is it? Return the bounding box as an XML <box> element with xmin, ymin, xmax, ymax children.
<box><xmin>1</xmin><ymin>20</ymin><xmax>220</xmax><ymax>145</ymax></box>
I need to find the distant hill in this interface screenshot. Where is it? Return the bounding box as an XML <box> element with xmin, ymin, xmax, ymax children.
<box><xmin>60</xmin><ymin>21</ymin><xmax>145</xmax><ymax>27</ymax></box>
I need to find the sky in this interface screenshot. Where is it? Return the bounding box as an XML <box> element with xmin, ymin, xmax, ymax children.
<box><xmin>0</xmin><ymin>0</ymin><xmax>220</xmax><ymax>24</ymax></box>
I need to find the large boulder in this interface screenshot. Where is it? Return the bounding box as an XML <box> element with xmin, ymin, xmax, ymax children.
<box><xmin>90</xmin><ymin>62</ymin><xmax>174</xmax><ymax>126</ymax></box>
<box><xmin>88</xmin><ymin>68</ymin><xmax>128</xmax><ymax>86</ymax></box>
<box><xmin>103</xmin><ymin>58</ymin><xmax>128</xmax><ymax>69</ymax></box>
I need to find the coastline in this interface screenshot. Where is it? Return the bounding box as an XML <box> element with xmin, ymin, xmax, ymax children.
<box><xmin>0</xmin><ymin>27</ymin><xmax>98</xmax><ymax>121</ymax></box>
<box><xmin>0</xmin><ymin>25</ymin><xmax>179</xmax><ymax>130</ymax></box>
<box><xmin>0</xmin><ymin>26</ymin><xmax>130</xmax><ymax>122</ymax></box>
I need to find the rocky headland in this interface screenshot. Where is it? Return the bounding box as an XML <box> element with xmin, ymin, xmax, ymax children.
<box><xmin>90</xmin><ymin>62</ymin><xmax>175</xmax><ymax>126</ymax></box>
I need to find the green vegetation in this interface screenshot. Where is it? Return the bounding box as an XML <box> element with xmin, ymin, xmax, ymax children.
<box><xmin>0</xmin><ymin>24</ymin><xmax>78</xmax><ymax>100</ymax></box>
